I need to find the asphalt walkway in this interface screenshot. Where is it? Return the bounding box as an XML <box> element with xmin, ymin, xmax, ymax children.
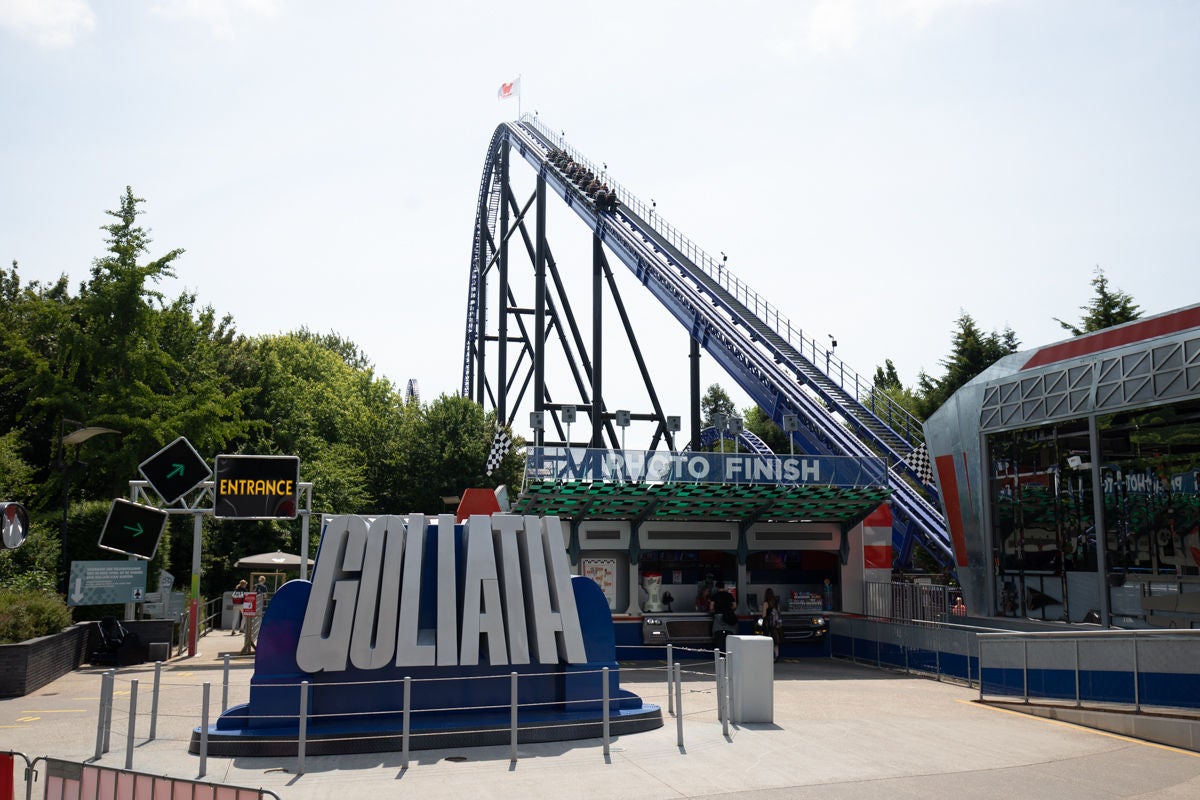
<box><xmin>3</xmin><ymin>637</ymin><xmax>1200</xmax><ymax>799</ymax></box>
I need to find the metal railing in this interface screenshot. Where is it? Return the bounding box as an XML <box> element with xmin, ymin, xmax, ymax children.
<box><xmin>976</xmin><ymin>628</ymin><xmax>1200</xmax><ymax>710</ymax></box>
<box><xmin>864</xmin><ymin>580</ymin><xmax>964</xmax><ymax>624</ymax></box>
<box><xmin>831</xmin><ymin>615</ymin><xmax>989</xmax><ymax>687</ymax></box>
<box><xmin>90</xmin><ymin>645</ymin><xmax>747</xmax><ymax>778</ymax></box>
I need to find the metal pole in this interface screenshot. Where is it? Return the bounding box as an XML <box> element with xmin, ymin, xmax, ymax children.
<box><xmin>510</xmin><ymin>672</ymin><xmax>519</xmax><ymax>762</ymax></box>
<box><xmin>719</xmin><ymin>657</ymin><xmax>729</xmax><ymax>738</ymax></box>
<box><xmin>1132</xmin><ymin>634</ymin><xmax>1141</xmax><ymax>712</ymax></box>
<box><xmin>103</xmin><ymin>670</ymin><xmax>115</xmax><ymax>754</ymax></box>
<box><xmin>402</xmin><ymin>677</ymin><xmax>411</xmax><ymax>770</ymax></box>
<box><xmin>1080</xmin><ymin>638</ymin><xmax>1089</xmax><ymax>705</ymax></box>
<box><xmin>300</xmin><ymin>497</ymin><xmax>310</xmax><ymax>582</ymax></box>
<box><xmin>1087</xmin><ymin>414</ymin><xmax>1112</xmax><ymax>627</ymax></box>
<box><xmin>189</xmin><ymin>511</ymin><xmax>203</xmax><ymax>656</ymax></box>
<box><xmin>125</xmin><ymin>679</ymin><xmax>138</xmax><ymax>769</ymax></box>
<box><xmin>94</xmin><ymin>671</ymin><xmax>111</xmax><ymax>760</ymax></box>
<box><xmin>666</xmin><ymin>644</ymin><xmax>674</xmax><ymax>716</ymax></box>
<box><xmin>674</xmin><ymin>663</ymin><xmax>684</xmax><ymax>748</ymax></box>
<box><xmin>978</xmin><ymin>639</ymin><xmax>985</xmax><ymax>701</ymax></box>
<box><xmin>1022</xmin><ymin>640</ymin><xmax>1029</xmax><ymax>703</ymax></box>
<box><xmin>199</xmin><ymin>683</ymin><xmax>210</xmax><ymax>778</ymax></box>
<box><xmin>149</xmin><ymin>661</ymin><xmax>162</xmax><ymax>741</ymax></box>
<box><xmin>297</xmin><ymin>680</ymin><xmax>308</xmax><ymax>776</ymax></box>
<box><xmin>222</xmin><ymin>654</ymin><xmax>231</xmax><ymax>711</ymax></box>
<box><xmin>602</xmin><ymin>667</ymin><xmax>610</xmax><ymax>757</ymax></box>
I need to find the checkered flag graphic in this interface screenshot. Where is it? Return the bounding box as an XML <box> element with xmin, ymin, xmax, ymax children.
<box><xmin>904</xmin><ymin>442</ymin><xmax>934</xmax><ymax>485</ymax></box>
<box><xmin>486</xmin><ymin>428</ymin><xmax>512</xmax><ymax>476</ymax></box>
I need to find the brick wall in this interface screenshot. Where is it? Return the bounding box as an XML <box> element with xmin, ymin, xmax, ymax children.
<box><xmin>0</xmin><ymin>625</ymin><xmax>89</xmax><ymax>697</ymax></box>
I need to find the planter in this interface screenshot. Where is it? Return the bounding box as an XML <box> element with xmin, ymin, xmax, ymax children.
<box><xmin>0</xmin><ymin>624</ymin><xmax>89</xmax><ymax>698</ymax></box>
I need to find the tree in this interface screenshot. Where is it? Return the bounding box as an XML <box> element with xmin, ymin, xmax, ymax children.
<box><xmin>700</xmin><ymin>384</ymin><xmax>735</xmax><ymax>430</ymax></box>
<box><xmin>1054</xmin><ymin>267</ymin><xmax>1142</xmax><ymax>336</ymax></box>
<box><xmin>743</xmin><ymin>405</ymin><xmax>788</xmax><ymax>453</ymax></box>
<box><xmin>917</xmin><ymin>313</ymin><xmax>1019</xmax><ymax>418</ymax></box>
<box><xmin>869</xmin><ymin>359</ymin><xmax>922</xmax><ymax>421</ymax></box>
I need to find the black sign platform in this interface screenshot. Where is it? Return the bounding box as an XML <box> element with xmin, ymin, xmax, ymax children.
<box><xmin>139</xmin><ymin>437</ymin><xmax>211</xmax><ymax>504</ymax></box>
<box><xmin>214</xmin><ymin>455</ymin><xmax>301</xmax><ymax>520</ymax></box>
<box><xmin>99</xmin><ymin>499</ymin><xmax>168</xmax><ymax>560</ymax></box>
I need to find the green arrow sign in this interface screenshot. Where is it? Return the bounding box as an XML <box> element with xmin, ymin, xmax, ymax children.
<box><xmin>124</xmin><ymin>523</ymin><xmax>144</xmax><ymax>537</ymax></box>
<box><xmin>167</xmin><ymin>463</ymin><xmax>185</xmax><ymax>479</ymax></box>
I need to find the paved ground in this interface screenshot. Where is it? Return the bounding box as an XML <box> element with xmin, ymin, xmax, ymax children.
<box><xmin>3</xmin><ymin>636</ymin><xmax>1200</xmax><ymax>799</ymax></box>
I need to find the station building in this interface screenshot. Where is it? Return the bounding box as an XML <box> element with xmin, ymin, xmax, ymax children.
<box><xmin>924</xmin><ymin>303</ymin><xmax>1200</xmax><ymax>628</ymax></box>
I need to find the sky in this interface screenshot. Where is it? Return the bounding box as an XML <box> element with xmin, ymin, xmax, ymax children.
<box><xmin>2</xmin><ymin>0</ymin><xmax>1198</xmax><ymax>447</ymax></box>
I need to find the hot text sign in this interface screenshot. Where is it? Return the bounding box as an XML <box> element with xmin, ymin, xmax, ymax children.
<box><xmin>213</xmin><ymin>455</ymin><xmax>300</xmax><ymax>520</ymax></box>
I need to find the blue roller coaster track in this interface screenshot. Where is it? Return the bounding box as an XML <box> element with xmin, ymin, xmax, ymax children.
<box><xmin>462</xmin><ymin>115</ymin><xmax>952</xmax><ymax>570</ymax></box>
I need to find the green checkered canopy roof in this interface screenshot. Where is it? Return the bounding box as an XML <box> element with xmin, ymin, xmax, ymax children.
<box><xmin>511</xmin><ymin>480</ymin><xmax>892</xmax><ymax>526</ymax></box>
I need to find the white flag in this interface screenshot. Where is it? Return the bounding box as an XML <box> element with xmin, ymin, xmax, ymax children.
<box><xmin>497</xmin><ymin>78</ymin><xmax>520</xmax><ymax>100</ymax></box>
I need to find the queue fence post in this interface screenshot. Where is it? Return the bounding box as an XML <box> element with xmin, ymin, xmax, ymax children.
<box><xmin>402</xmin><ymin>676</ymin><xmax>412</xmax><ymax>770</ymax></box>
<box><xmin>199</xmin><ymin>683</ymin><xmax>210</xmax><ymax>778</ymax></box>
<box><xmin>103</xmin><ymin>670</ymin><xmax>115</xmax><ymax>754</ymax></box>
<box><xmin>94</xmin><ymin>671</ymin><xmax>112</xmax><ymax>761</ymax></box>
<box><xmin>674</xmin><ymin>663</ymin><xmax>684</xmax><ymax>748</ymax></box>
<box><xmin>666</xmin><ymin>644</ymin><xmax>674</xmax><ymax>716</ymax></box>
<box><xmin>297</xmin><ymin>680</ymin><xmax>309</xmax><ymax>776</ymax></box>
<box><xmin>149</xmin><ymin>661</ymin><xmax>162</xmax><ymax>741</ymax></box>
<box><xmin>124</xmin><ymin>679</ymin><xmax>138</xmax><ymax>769</ymax></box>
<box><xmin>222</xmin><ymin>654</ymin><xmax>231</xmax><ymax>711</ymax></box>
<box><xmin>510</xmin><ymin>672</ymin><xmax>519</xmax><ymax>762</ymax></box>
<box><xmin>602</xmin><ymin>667</ymin><xmax>610</xmax><ymax>757</ymax></box>
<box><xmin>715</xmin><ymin>657</ymin><xmax>724</xmax><ymax>738</ymax></box>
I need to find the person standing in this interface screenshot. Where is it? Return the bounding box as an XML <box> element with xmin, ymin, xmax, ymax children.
<box><xmin>231</xmin><ymin>579</ymin><xmax>247</xmax><ymax>634</ymax></box>
<box><xmin>823</xmin><ymin>578</ymin><xmax>834</xmax><ymax>611</ymax></box>
<box><xmin>761</xmin><ymin>587</ymin><xmax>782</xmax><ymax>661</ymax></box>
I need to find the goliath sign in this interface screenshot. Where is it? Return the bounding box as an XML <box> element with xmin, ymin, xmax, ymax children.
<box><xmin>297</xmin><ymin>513</ymin><xmax>587</xmax><ymax>671</ymax></box>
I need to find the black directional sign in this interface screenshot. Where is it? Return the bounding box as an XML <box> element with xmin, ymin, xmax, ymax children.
<box><xmin>214</xmin><ymin>454</ymin><xmax>301</xmax><ymax>520</ymax></box>
<box><xmin>140</xmin><ymin>437</ymin><xmax>211</xmax><ymax>505</ymax></box>
<box><xmin>99</xmin><ymin>499</ymin><xmax>168</xmax><ymax>560</ymax></box>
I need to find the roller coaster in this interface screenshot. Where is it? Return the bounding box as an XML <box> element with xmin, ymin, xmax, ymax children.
<box><xmin>462</xmin><ymin>115</ymin><xmax>952</xmax><ymax>570</ymax></box>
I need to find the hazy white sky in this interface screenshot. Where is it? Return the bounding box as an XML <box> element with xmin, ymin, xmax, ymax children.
<box><xmin>3</xmin><ymin>1</ymin><xmax>1197</xmax><ymax>443</ymax></box>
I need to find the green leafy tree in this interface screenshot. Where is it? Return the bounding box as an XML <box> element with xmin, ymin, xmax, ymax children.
<box><xmin>699</xmin><ymin>384</ymin><xmax>737</xmax><ymax>452</ymax></box>
<box><xmin>1054</xmin><ymin>267</ymin><xmax>1142</xmax><ymax>336</ymax></box>
<box><xmin>917</xmin><ymin>313</ymin><xmax>1019</xmax><ymax>418</ymax></box>
<box><xmin>743</xmin><ymin>406</ymin><xmax>788</xmax><ymax>453</ymax></box>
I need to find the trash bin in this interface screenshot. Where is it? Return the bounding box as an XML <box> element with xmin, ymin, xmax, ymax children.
<box><xmin>726</xmin><ymin>635</ymin><xmax>774</xmax><ymax>723</ymax></box>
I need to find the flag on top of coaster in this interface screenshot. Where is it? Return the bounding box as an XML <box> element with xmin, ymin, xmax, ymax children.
<box><xmin>486</xmin><ymin>428</ymin><xmax>513</xmax><ymax>475</ymax></box>
<box><xmin>497</xmin><ymin>77</ymin><xmax>520</xmax><ymax>100</ymax></box>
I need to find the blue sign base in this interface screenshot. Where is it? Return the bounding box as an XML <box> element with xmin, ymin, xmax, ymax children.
<box><xmin>193</xmin><ymin>522</ymin><xmax>663</xmax><ymax>756</ymax></box>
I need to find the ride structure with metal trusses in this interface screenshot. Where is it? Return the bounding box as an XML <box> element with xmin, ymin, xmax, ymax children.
<box><xmin>461</xmin><ymin>114</ymin><xmax>952</xmax><ymax>570</ymax></box>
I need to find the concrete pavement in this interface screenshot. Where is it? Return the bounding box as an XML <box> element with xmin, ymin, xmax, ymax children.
<box><xmin>3</xmin><ymin>637</ymin><xmax>1200</xmax><ymax>799</ymax></box>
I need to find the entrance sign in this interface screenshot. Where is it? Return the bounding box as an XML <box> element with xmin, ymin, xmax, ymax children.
<box><xmin>214</xmin><ymin>455</ymin><xmax>300</xmax><ymax>520</ymax></box>
<box><xmin>139</xmin><ymin>437</ymin><xmax>211</xmax><ymax>505</ymax></box>
<box><xmin>68</xmin><ymin>559</ymin><xmax>148</xmax><ymax>606</ymax></box>
<box><xmin>99</xmin><ymin>499</ymin><xmax>168</xmax><ymax>560</ymax></box>
<box><xmin>1</xmin><ymin>501</ymin><xmax>28</xmax><ymax>550</ymax></box>
<box><xmin>242</xmin><ymin>592</ymin><xmax>259</xmax><ymax>618</ymax></box>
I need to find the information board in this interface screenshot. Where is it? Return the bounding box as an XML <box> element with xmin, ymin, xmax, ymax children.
<box><xmin>68</xmin><ymin>560</ymin><xmax>148</xmax><ymax>606</ymax></box>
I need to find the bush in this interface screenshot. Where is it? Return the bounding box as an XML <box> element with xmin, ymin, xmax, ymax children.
<box><xmin>0</xmin><ymin>587</ymin><xmax>73</xmax><ymax>644</ymax></box>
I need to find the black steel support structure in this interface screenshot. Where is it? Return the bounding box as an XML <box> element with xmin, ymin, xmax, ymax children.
<box><xmin>533</xmin><ymin>174</ymin><xmax>547</xmax><ymax>448</ymax></box>
<box><xmin>498</xmin><ymin>140</ymin><xmax>510</xmax><ymax>424</ymax></box>
<box><xmin>690</xmin><ymin>336</ymin><xmax>701</xmax><ymax>451</ymax></box>
<box><xmin>592</xmin><ymin>234</ymin><xmax>604</xmax><ymax>447</ymax></box>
